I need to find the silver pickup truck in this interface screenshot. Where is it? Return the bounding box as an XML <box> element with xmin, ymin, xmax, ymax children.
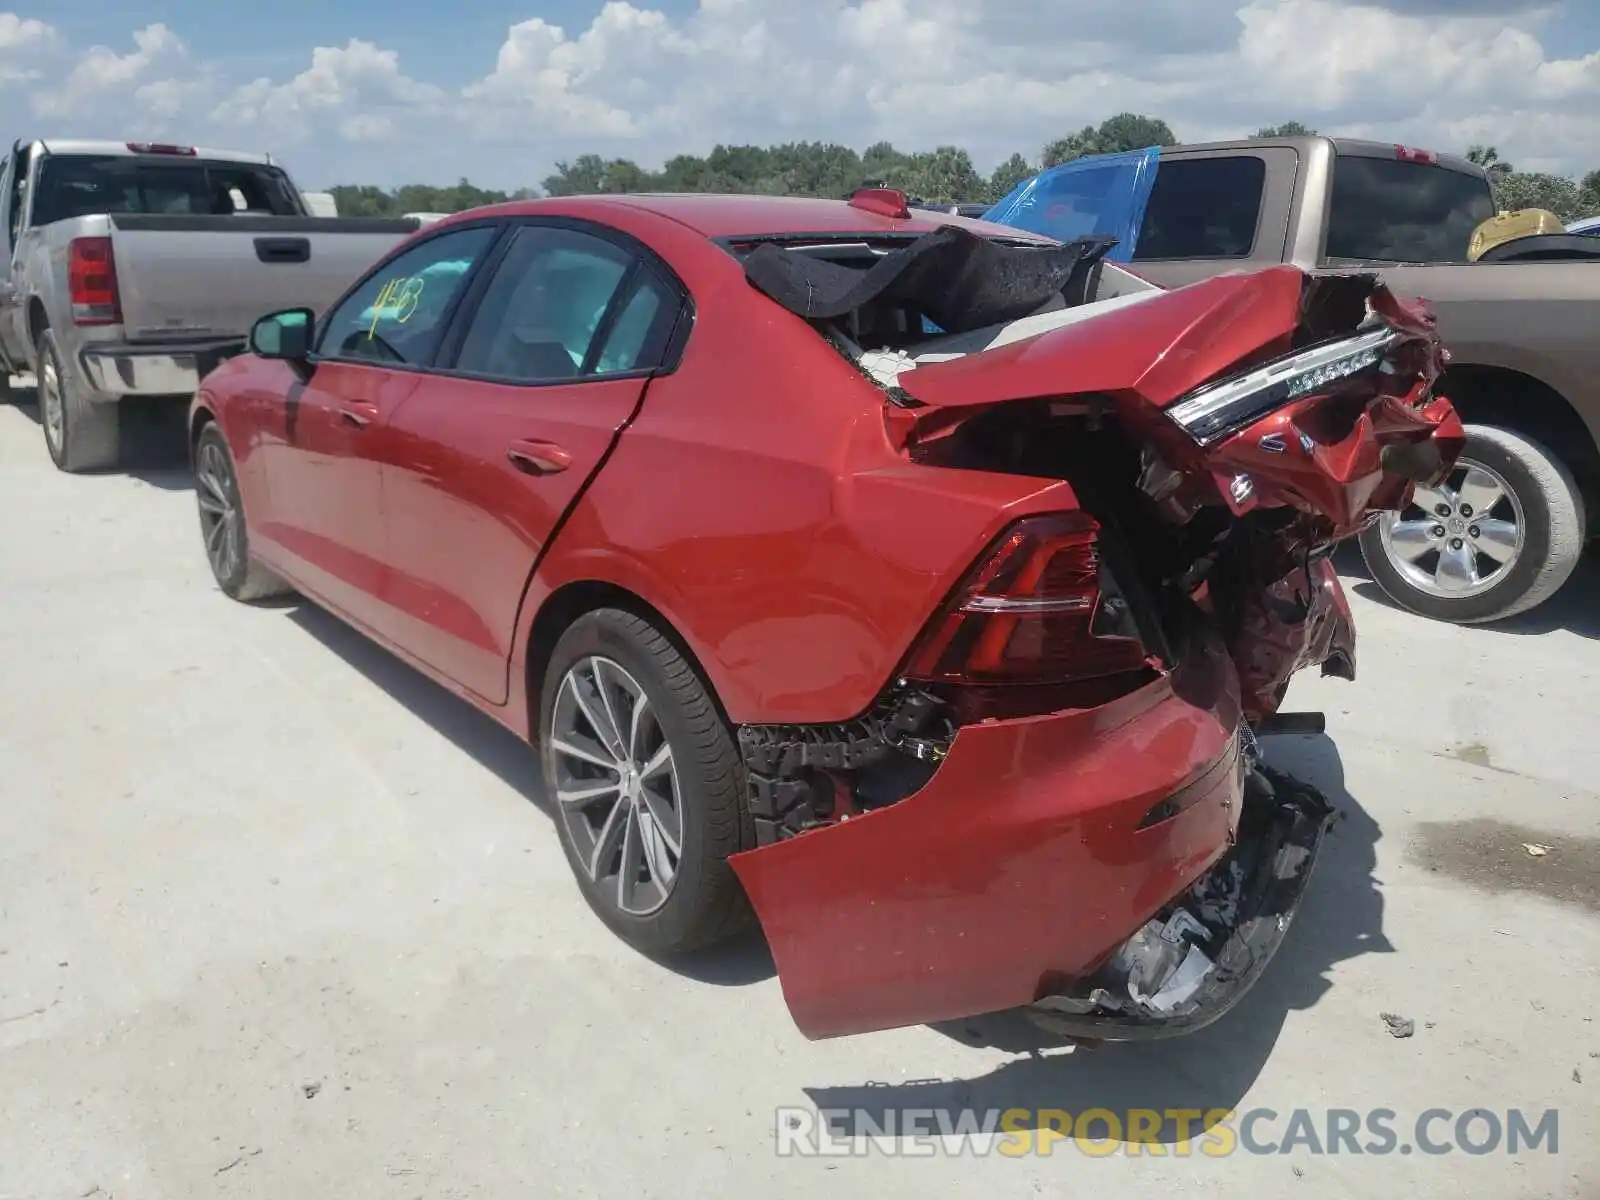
<box><xmin>0</xmin><ymin>139</ymin><xmax>420</xmax><ymax>471</ymax></box>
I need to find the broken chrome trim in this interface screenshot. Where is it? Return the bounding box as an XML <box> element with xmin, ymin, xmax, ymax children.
<box><xmin>1168</xmin><ymin>326</ymin><xmax>1397</xmax><ymax>447</ymax></box>
<box><xmin>1025</xmin><ymin>764</ymin><xmax>1334</xmax><ymax>1042</ymax></box>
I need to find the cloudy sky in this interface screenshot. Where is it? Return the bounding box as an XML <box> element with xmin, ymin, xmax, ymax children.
<box><xmin>3</xmin><ymin>0</ymin><xmax>1597</xmax><ymax>191</ymax></box>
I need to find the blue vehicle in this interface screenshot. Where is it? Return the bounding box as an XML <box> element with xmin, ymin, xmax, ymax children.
<box><xmin>984</xmin><ymin>147</ymin><xmax>1162</xmax><ymax>261</ymax></box>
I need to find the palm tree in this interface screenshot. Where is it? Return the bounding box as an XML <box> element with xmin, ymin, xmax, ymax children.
<box><xmin>1467</xmin><ymin>145</ymin><xmax>1513</xmax><ymax>176</ymax></box>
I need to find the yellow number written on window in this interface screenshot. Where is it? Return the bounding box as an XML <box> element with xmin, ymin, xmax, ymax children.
<box><xmin>367</xmin><ymin>275</ymin><xmax>426</xmax><ymax>336</ymax></box>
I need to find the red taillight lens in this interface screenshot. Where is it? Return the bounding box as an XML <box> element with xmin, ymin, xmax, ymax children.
<box><xmin>903</xmin><ymin>512</ymin><xmax>1150</xmax><ymax>687</ymax></box>
<box><xmin>68</xmin><ymin>237</ymin><xmax>121</xmax><ymax>325</ymax></box>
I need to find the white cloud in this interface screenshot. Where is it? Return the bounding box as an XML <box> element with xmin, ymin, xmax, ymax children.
<box><xmin>33</xmin><ymin>23</ymin><xmax>193</xmax><ymax>118</ymax></box>
<box><xmin>1</xmin><ymin>2</ymin><xmax>1596</xmax><ymax>188</ymax></box>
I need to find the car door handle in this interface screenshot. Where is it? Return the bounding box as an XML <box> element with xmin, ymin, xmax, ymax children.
<box><xmin>339</xmin><ymin>402</ymin><xmax>379</xmax><ymax>428</ymax></box>
<box><xmin>506</xmin><ymin>439</ymin><xmax>573</xmax><ymax>474</ymax></box>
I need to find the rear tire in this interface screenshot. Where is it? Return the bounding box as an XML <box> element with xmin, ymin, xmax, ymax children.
<box><xmin>193</xmin><ymin>423</ymin><xmax>294</xmax><ymax>602</ymax></box>
<box><xmin>1358</xmin><ymin>424</ymin><xmax>1584</xmax><ymax>623</ymax></box>
<box><xmin>539</xmin><ymin>608</ymin><xmax>755</xmax><ymax>956</ymax></box>
<box><xmin>37</xmin><ymin>328</ymin><xmax>119</xmax><ymax>473</ymax></box>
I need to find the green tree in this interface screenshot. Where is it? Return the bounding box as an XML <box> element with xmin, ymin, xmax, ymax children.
<box><xmin>1254</xmin><ymin>121</ymin><xmax>1316</xmax><ymax>137</ymax></box>
<box><xmin>1578</xmin><ymin>169</ymin><xmax>1600</xmax><ymax>216</ymax></box>
<box><xmin>1491</xmin><ymin>171</ymin><xmax>1584</xmax><ymax>221</ymax></box>
<box><xmin>327</xmin><ymin>184</ymin><xmax>397</xmax><ymax>216</ymax></box>
<box><xmin>1041</xmin><ymin>113</ymin><xmax>1176</xmax><ymax>167</ymax></box>
<box><xmin>542</xmin><ymin>154</ymin><xmax>610</xmax><ymax>196</ymax></box>
<box><xmin>1467</xmin><ymin>145</ymin><xmax>1513</xmax><ymax>176</ymax></box>
<box><xmin>988</xmin><ymin>152</ymin><xmax>1035</xmax><ymax>201</ymax></box>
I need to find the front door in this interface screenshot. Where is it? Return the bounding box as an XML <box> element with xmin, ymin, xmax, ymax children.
<box><xmin>379</xmin><ymin>222</ymin><xmax>685</xmax><ymax>702</ymax></box>
<box><xmin>253</xmin><ymin>222</ymin><xmax>501</xmax><ymax>629</ymax></box>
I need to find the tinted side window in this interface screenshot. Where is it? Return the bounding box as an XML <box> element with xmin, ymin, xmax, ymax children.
<box><xmin>1134</xmin><ymin>156</ymin><xmax>1266</xmax><ymax>260</ymax></box>
<box><xmin>1325</xmin><ymin>157</ymin><xmax>1496</xmax><ymax>263</ymax></box>
<box><xmin>317</xmin><ymin>226</ymin><xmax>498</xmax><ymax>366</ymax></box>
<box><xmin>455</xmin><ymin>226</ymin><xmax>637</xmax><ymax>382</ymax></box>
<box><xmin>592</xmin><ymin>273</ymin><xmax>676</xmax><ymax>375</ymax></box>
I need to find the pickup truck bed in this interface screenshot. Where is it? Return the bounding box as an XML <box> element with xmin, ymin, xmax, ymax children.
<box><xmin>0</xmin><ymin>138</ymin><xmax>423</xmax><ymax>472</ymax></box>
<box><xmin>103</xmin><ymin>213</ymin><xmax>421</xmax><ymax>345</ymax></box>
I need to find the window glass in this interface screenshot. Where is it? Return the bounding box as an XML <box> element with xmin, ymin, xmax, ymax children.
<box><xmin>593</xmin><ymin>276</ymin><xmax>671</xmax><ymax>374</ymax></box>
<box><xmin>1134</xmin><ymin>156</ymin><xmax>1266</xmax><ymax>260</ymax></box>
<box><xmin>31</xmin><ymin>155</ymin><xmax>303</xmax><ymax>223</ymax></box>
<box><xmin>1325</xmin><ymin>156</ymin><xmax>1496</xmax><ymax>263</ymax></box>
<box><xmin>316</xmin><ymin>226</ymin><xmax>497</xmax><ymax>366</ymax></box>
<box><xmin>456</xmin><ymin>226</ymin><xmax>634</xmax><ymax>382</ymax></box>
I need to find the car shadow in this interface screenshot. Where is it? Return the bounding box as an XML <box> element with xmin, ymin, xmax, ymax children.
<box><xmin>275</xmin><ymin>597</ymin><xmax>1385</xmax><ymax>1030</ymax></box>
<box><xmin>802</xmin><ymin>733</ymin><xmax>1389</xmax><ymax>1145</ymax></box>
<box><xmin>8</xmin><ymin>382</ymin><xmax>41</xmax><ymax>424</ymax></box>
<box><xmin>6</xmin><ymin>380</ymin><xmax>193</xmax><ymax>489</ymax></box>
<box><xmin>280</xmin><ymin>598</ymin><xmax>782</xmax><ymax>986</ymax></box>
<box><xmin>283</xmin><ymin>601</ymin><xmax>552</xmax><ymax>814</ymax></box>
<box><xmin>1345</xmin><ymin>544</ymin><xmax>1600</xmax><ymax>640</ymax></box>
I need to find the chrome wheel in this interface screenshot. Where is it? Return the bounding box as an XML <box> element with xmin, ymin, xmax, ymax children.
<box><xmin>39</xmin><ymin>351</ymin><xmax>64</xmax><ymax>457</ymax></box>
<box><xmin>195</xmin><ymin>438</ymin><xmax>243</xmax><ymax>583</ymax></box>
<box><xmin>1376</xmin><ymin>457</ymin><xmax>1526</xmax><ymax>598</ymax></box>
<box><xmin>549</xmin><ymin>656</ymin><xmax>683</xmax><ymax>916</ymax></box>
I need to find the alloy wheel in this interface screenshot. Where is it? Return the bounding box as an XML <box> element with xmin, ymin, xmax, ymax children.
<box><xmin>39</xmin><ymin>353</ymin><xmax>64</xmax><ymax>457</ymax></box>
<box><xmin>549</xmin><ymin>655</ymin><xmax>684</xmax><ymax>916</ymax></box>
<box><xmin>195</xmin><ymin>439</ymin><xmax>244</xmax><ymax>583</ymax></box>
<box><xmin>1375</xmin><ymin>457</ymin><xmax>1526</xmax><ymax>598</ymax></box>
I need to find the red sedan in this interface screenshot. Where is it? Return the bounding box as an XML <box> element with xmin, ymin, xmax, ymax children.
<box><xmin>189</xmin><ymin>190</ymin><xmax>1460</xmax><ymax>1041</ymax></box>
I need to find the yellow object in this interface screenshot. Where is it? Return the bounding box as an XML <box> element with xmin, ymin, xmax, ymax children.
<box><xmin>1468</xmin><ymin>208</ymin><xmax>1566</xmax><ymax>261</ymax></box>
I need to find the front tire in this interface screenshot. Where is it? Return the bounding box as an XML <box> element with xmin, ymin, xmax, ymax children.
<box><xmin>193</xmin><ymin>423</ymin><xmax>293</xmax><ymax>602</ymax></box>
<box><xmin>540</xmin><ymin>608</ymin><xmax>755</xmax><ymax>956</ymax></box>
<box><xmin>37</xmin><ymin>328</ymin><xmax>119</xmax><ymax>473</ymax></box>
<box><xmin>1359</xmin><ymin>424</ymin><xmax>1585</xmax><ymax>623</ymax></box>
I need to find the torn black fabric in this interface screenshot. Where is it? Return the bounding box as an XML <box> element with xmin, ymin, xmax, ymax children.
<box><xmin>742</xmin><ymin>225</ymin><xmax>1118</xmax><ymax>334</ymax></box>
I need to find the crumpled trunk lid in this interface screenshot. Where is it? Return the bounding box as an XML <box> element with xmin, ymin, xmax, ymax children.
<box><xmin>886</xmin><ymin>265</ymin><xmax>1463</xmax><ymax>717</ymax></box>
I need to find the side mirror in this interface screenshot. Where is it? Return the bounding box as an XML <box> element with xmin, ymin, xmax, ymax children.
<box><xmin>250</xmin><ymin>307</ymin><xmax>314</xmax><ymax>360</ymax></box>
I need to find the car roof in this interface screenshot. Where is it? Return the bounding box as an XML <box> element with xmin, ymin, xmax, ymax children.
<box><xmin>454</xmin><ymin>192</ymin><xmax>1039</xmax><ymax>241</ymax></box>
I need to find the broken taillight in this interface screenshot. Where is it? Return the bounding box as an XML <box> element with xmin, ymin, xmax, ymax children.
<box><xmin>68</xmin><ymin>237</ymin><xmax>121</xmax><ymax>325</ymax></box>
<box><xmin>903</xmin><ymin>512</ymin><xmax>1149</xmax><ymax>688</ymax></box>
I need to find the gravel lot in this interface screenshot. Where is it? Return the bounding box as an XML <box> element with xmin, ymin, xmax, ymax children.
<box><xmin>1</xmin><ymin>385</ymin><xmax>1596</xmax><ymax>1199</ymax></box>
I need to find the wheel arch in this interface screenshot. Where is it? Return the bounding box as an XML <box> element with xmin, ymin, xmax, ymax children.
<box><xmin>523</xmin><ymin>579</ymin><xmax>735</xmax><ymax>745</ymax></box>
<box><xmin>1439</xmin><ymin>363</ymin><xmax>1599</xmax><ymax>520</ymax></box>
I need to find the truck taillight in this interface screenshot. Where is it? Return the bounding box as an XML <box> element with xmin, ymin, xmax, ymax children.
<box><xmin>68</xmin><ymin>237</ymin><xmax>121</xmax><ymax>325</ymax></box>
<box><xmin>902</xmin><ymin>512</ymin><xmax>1150</xmax><ymax>689</ymax></box>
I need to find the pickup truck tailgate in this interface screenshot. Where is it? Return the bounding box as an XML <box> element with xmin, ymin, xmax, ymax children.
<box><xmin>106</xmin><ymin>214</ymin><xmax>420</xmax><ymax>341</ymax></box>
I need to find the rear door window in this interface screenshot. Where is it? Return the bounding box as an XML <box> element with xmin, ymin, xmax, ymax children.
<box><xmin>1324</xmin><ymin>156</ymin><xmax>1495</xmax><ymax>263</ymax></box>
<box><xmin>452</xmin><ymin>226</ymin><xmax>679</xmax><ymax>382</ymax></box>
<box><xmin>1133</xmin><ymin>156</ymin><xmax>1266</xmax><ymax>260</ymax></box>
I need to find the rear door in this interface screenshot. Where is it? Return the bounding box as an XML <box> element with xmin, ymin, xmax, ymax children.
<box><xmin>378</xmin><ymin>220</ymin><xmax>687</xmax><ymax>703</ymax></box>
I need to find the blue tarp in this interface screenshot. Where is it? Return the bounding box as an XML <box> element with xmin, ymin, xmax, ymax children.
<box><xmin>984</xmin><ymin>146</ymin><xmax>1161</xmax><ymax>261</ymax></box>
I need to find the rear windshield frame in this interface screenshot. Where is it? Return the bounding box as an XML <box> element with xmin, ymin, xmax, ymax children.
<box><xmin>29</xmin><ymin>154</ymin><xmax>306</xmax><ymax>226</ymax></box>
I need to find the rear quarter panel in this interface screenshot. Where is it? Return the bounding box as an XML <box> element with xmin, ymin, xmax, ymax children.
<box><xmin>511</xmin><ymin>213</ymin><xmax>1082</xmax><ymax>725</ymax></box>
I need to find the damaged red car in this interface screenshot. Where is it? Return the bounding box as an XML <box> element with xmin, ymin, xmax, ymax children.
<box><xmin>190</xmin><ymin>189</ymin><xmax>1461</xmax><ymax>1041</ymax></box>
